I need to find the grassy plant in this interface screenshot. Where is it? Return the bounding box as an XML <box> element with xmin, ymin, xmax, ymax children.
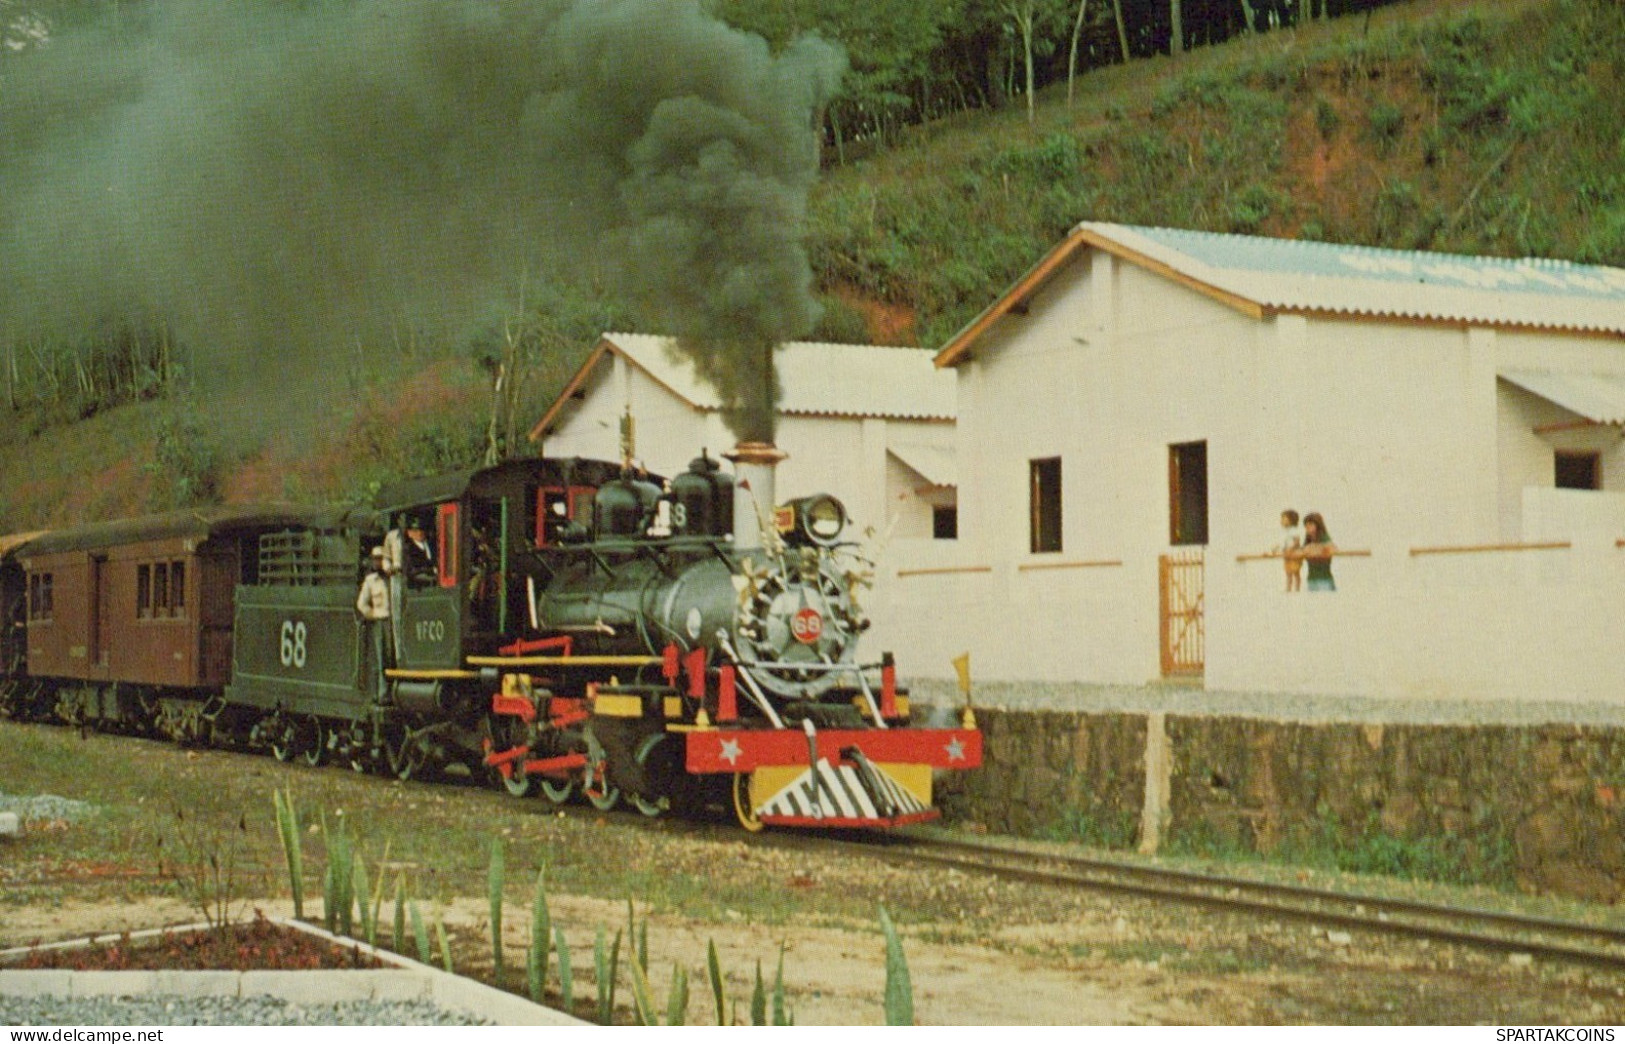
<box><xmin>271</xmin><ymin>788</ymin><xmax>304</xmax><ymax>920</ymax></box>
<box><xmin>320</xmin><ymin>815</ymin><xmax>355</xmax><ymax>938</ymax></box>
<box><xmin>352</xmin><ymin>850</ymin><xmax>374</xmax><ymax>947</ymax></box>
<box><xmin>707</xmin><ymin>939</ymin><xmax>728</xmax><ymax>1026</ymax></box>
<box><xmin>391</xmin><ymin>874</ymin><xmax>405</xmax><ymax>954</ymax></box>
<box><xmin>627</xmin><ymin>947</ymin><xmax>658</xmax><ymax>1025</ymax></box>
<box><xmin>879</xmin><ymin>905</ymin><xmax>914</xmax><ymax>1026</ymax></box>
<box><xmin>527</xmin><ymin>869</ymin><xmax>551</xmax><ymax>1004</ymax></box>
<box><xmin>750</xmin><ymin>960</ymin><xmax>766</xmax><ymax>1026</ymax></box>
<box><xmin>487</xmin><ymin>838</ymin><xmax>506</xmax><ymax>986</ymax></box>
<box><xmin>156</xmin><ymin>807</ymin><xmax>249</xmax><ymax>933</ymax></box>
<box><xmin>594</xmin><ymin>925</ymin><xmax>622</xmax><ymax>1025</ymax></box>
<box><xmin>410</xmin><ymin>900</ymin><xmax>431</xmax><ymax>965</ymax></box>
<box><xmin>435</xmin><ymin>912</ymin><xmax>454</xmax><ymax>974</ymax></box>
<box><xmin>666</xmin><ymin>964</ymin><xmax>689</xmax><ymax>1026</ymax></box>
<box><xmin>555</xmin><ymin>927</ymin><xmax>574</xmax><ymax>1011</ymax></box>
<box><xmin>772</xmin><ymin>945</ymin><xmax>790</xmax><ymax>1026</ymax></box>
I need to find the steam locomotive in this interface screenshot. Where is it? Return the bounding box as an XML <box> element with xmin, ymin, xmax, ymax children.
<box><xmin>0</xmin><ymin>446</ymin><xmax>980</xmax><ymax>830</ymax></box>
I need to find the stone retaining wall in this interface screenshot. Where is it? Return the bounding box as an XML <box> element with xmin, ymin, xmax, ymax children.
<box><xmin>936</xmin><ymin>709</ymin><xmax>1625</xmax><ymax>903</ymax></box>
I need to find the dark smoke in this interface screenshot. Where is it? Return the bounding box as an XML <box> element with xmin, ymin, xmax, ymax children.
<box><xmin>0</xmin><ymin>0</ymin><xmax>843</xmax><ymax>441</ymax></box>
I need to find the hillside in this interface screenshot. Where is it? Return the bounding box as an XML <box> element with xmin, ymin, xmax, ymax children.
<box><xmin>2</xmin><ymin>0</ymin><xmax>1620</xmax><ymax>529</ymax></box>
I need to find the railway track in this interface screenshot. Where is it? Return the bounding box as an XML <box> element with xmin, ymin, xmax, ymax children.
<box><xmin>820</xmin><ymin>833</ymin><xmax>1625</xmax><ymax>972</ymax></box>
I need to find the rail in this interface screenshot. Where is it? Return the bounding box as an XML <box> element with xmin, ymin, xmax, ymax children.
<box><xmin>833</xmin><ymin>835</ymin><xmax>1625</xmax><ymax>972</ymax></box>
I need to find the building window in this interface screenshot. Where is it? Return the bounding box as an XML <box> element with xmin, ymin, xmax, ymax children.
<box><xmin>138</xmin><ymin>565</ymin><xmax>152</xmax><ymax>618</ymax></box>
<box><xmin>1555</xmin><ymin>451</ymin><xmax>1600</xmax><ymax>491</ymax></box>
<box><xmin>1169</xmin><ymin>440</ymin><xmax>1209</xmax><ymax>546</ymax></box>
<box><xmin>932</xmin><ymin>505</ymin><xmax>958</xmax><ymax>540</ymax></box>
<box><xmin>1029</xmin><ymin>457</ymin><xmax>1062</xmax><ymax>554</ymax></box>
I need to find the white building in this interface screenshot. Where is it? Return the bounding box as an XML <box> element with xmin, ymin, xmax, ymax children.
<box><xmin>529</xmin><ymin>333</ymin><xmax>958</xmax><ymax>541</ymax></box>
<box><xmin>871</xmin><ymin>223</ymin><xmax>1625</xmax><ymax>704</ymax></box>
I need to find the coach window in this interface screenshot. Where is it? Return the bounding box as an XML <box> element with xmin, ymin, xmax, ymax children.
<box><xmin>138</xmin><ymin>565</ymin><xmax>152</xmax><ymax>618</ymax></box>
<box><xmin>171</xmin><ymin>561</ymin><xmax>186</xmax><ymax>616</ymax></box>
<box><xmin>1029</xmin><ymin>457</ymin><xmax>1062</xmax><ymax>554</ymax></box>
<box><xmin>30</xmin><ymin>573</ymin><xmax>52</xmax><ymax>621</ymax></box>
<box><xmin>155</xmin><ymin>562</ymin><xmax>170</xmax><ymax>616</ymax></box>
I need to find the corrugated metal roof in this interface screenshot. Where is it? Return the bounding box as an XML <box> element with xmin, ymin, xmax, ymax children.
<box><xmin>1500</xmin><ymin>369</ymin><xmax>1625</xmax><ymax>425</ymax></box>
<box><xmin>888</xmin><ymin>441</ymin><xmax>956</xmax><ymax>488</ymax></box>
<box><xmin>1087</xmin><ymin>223</ymin><xmax>1625</xmax><ymax>334</ymax></box>
<box><xmin>604</xmin><ymin>333</ymin><xmax>956</xmax><ymax>420</ymax></box>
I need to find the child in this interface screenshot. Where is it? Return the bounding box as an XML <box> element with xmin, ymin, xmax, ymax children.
<box><xmin>1278</xmin><ymin>509</ymin><xmax>1303</xmax><ymax>592</ymax></box>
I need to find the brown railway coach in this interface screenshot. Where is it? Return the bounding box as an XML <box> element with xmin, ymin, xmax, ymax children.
<box><xmin>18</xmin><ymin>507</ymin><xmax>327</xmax><ymax>730</ymax></box>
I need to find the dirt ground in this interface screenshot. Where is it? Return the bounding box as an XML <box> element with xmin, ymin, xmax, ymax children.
<box><xmin>4</xmin><ymin>718</ymin><xmax>1625</xmax><ymax>1025</ymax></box>
<box><xmin>7</xmin><ymin>876</ymin><xmax>1625</xmax><ymax>1025</ymax></box>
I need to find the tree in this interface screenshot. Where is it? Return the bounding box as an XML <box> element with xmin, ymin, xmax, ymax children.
<box><xmin>1004</xmin><ymin>0</ymin><xmax>1039</xmax><ymax>124</ymax></box>
<box><xmin>1169</xmin><ymin>0</ymin><xmax>1183</xmax><ymax>54</ymax></box>
<box><xmin>1066</xmin><ymin>0</ymin><xmax>1088</xmax><ymax>104</ymax></box>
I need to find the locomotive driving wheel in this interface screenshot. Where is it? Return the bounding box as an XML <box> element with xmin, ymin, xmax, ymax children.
<box><xmin>582</xmin><ymin>732</ymin><xmax>619</xmax><ymax>811</ymax></box>
<box><xmin>301</xmin><ymin>718</ymin><xmax>329</xmax><ymax>767</ymax></box>
<box><xmin>387</xmin><ymin>726</ymin><xmax>428</xmax><ymax>782</ymax></box>
<box><xmin>629</xmin><ymin>734</ymin><xmax>674</xmax><ymax>818</ymax></box>
<box><xmin>267</xmin><ymin>716</ymin><xmax>299</xmax><ymax>763</ymax></box>
<box><xmin>539</xmin><ymin>775</ymin><xmax>575</xmax><ymax>804</ymax></box>
<box><xmin>732</xmin><ymin>772</ymin><xmax>764</xmax><ymax>833</ymax></box>
<box><xmin>487</xmin><ymin>716</ymin><xmax>535</xmax><ymax>798</ymax></box>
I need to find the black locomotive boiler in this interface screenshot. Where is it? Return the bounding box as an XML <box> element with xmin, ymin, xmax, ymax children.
<box><xmin>0</xmin><ymin>447</ymin><xmax>981</xmax><ymax>831</ymax></box>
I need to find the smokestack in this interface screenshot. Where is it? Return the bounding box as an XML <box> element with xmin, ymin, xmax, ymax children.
<box><xmin>725</xmin><ymin>441</ymin><xmax>786</xmax><ymax>552</ymax></box>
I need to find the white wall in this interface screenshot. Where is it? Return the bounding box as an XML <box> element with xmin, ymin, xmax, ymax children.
<box><xmin>542</xmin><ymin>354</ymin><xmax>954</xmax><ymax>544</ymax></box>
<box><xmin>1209</xmin><ymin>540</ymin><xmax>1625</xmax><ymax>703</ymax></box>
<box><xmin>877</xmin><ymin>245</ymin><xmax>1625</xmax><ymax>704</ymax></box>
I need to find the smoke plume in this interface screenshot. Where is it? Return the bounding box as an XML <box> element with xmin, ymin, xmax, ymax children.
<box><xmin>0</xmin><ymin>0</ymin><xmax>843</xmax><ymax>441</ymax></box>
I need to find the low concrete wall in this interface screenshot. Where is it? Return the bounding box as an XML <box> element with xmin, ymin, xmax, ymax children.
<box><xmin>937</xmin><ymin>708</ymin><xmax>1625</xmax><ymax>903</ymax></box>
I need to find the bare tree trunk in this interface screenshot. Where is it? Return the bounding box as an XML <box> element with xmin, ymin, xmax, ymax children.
<box><xmin>1067</xmin><ymin>0</ymin><xmax>1090</xmax><ymax>105</ymax></box>
<box><xmin>1170</xmin><ymin>0</ymin><xmax>1184</xmax><ymax>54</ymax></box>
<box><xmin>1018</xmin><ymin>4</ymin><xmax>1036</xmax><ymax>125</ymax></box>
<box><xmin>1112</xmin><ymin>0</ymin><xmax>1130</xmax><ymax>62</ymax></box>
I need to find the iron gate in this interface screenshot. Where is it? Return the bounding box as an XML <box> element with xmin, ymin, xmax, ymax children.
<box><xmin>1158</xmin><ymin>550</ymin><xmax>1204</xmax><ymax>676</ymax></box>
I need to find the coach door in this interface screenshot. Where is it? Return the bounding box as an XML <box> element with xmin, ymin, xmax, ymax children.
<box><xmin>89</xmin><ymin>554</ymin><xmax>110</xmax><ymax>673</ymax></box>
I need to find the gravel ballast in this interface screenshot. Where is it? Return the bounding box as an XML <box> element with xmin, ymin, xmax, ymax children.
<box><xmin>0</xmin><ymin>994</ymin><xmax>487</xmax><ymax>1026</ymax></box>
<box><xmin>0</xmin><ymin>791</ymin><xmax>97</xmax><ymax>824</ymax></box>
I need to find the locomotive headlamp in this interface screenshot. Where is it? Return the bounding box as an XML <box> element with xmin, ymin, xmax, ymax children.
<box><xmin>780</xmin><ymin>495</ymin><xmax>846</xmax><ymax>546</ymax></box>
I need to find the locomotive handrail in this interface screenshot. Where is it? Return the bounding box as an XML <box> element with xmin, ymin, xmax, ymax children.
<box><xmin>467</xmin><ymin>654</ymin><xmax>663</xmax><ymax>668</ymax></box>
<box><xmin>715</xmin><ymin>633</ymin><xmax>785</xmax><ymax>728</ymax></box>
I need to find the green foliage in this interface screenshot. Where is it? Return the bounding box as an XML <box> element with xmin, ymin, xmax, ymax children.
<box><xmin>555</xmin><ymin>926</ymin><xmax>574</xmax><ymax>1011</ymax></box>
<box><xmin>1365</xmin><ymin>102</ymin><xmax>1405</xmax><ymax>151</ymax></box>
<box><xmin>750</xmin><ymin>959</ymin><xmax>767</xmax><ymax>1026</ymax></box>
<box><xmin>435</xmin><ymin>912</ymin><xmax>454</xmax><ymax>974</ymax></box>
<box><xmin>1314</xmin><ymin>96</ymin><xmax>1341</xmax><ymax>141</ymax></box>
<box><xmin>487</xmin><ymin>838</ymin><xmax>506</xmax><ymax>986</ymax></box>
<box><xmin>594</xmin><ymin>925</ymin><xmax>622</xmax><ymax>1025</ymax></box>
<box><xmin>392</xmin><ymin>875</ymin><xmax>405</xmax><ymax>955</ymax></box>
<box><xmin>320</xmin><ymin>814</ymin><xmax>354</xmax><ymax>938</ymax></box>
<box><xmin>1042</xmin><ymin>805</ymin><xmax>1138</xmax><ymax>849</ymax></box>
<box><xmin>879</xmin><ymin>905</ymin><xmax>913</xmax><ymax>1026</ymax></box>
<box><xmin>410</xmin><ymin>900</ymin><xmax>431</xmax><ymax>965</ymax></box>
<box><xmin>271</xmin><ymin>788</ymin><xmax>304</xmax><ymax>921</ymax></box>
<box><xmin>707</xmin><ymin>939</ymin><xmax>728</xmax><ymax>1025</ymax></box>
<box><xmin>666</xmin><ymin>964</ymin><xmax>690</xmax><ymax>1026</ymax></box>
<box><xmin>147</xmin><ymin>407</ymin><xmax>220</xmax><ymax>511</ymax></box>
<box><xmin>352</xmin><ymin>850</ymin><xmax>374</xmax><ymax>947</ymax></box>
<box><xmin>528</xmin><ymin>869</ymin><xmax>551</xmax><ymax>1004</ymax></box>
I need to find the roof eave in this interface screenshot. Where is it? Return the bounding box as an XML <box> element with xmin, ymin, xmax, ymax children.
<box><xmin>528</xmin><ymin>336</ymin><xmax>617</xmax><ymax>443</ymax></box>
<box><xmin>933</xmin><ymin>223</ymin><xmax>1270</xmax><ymax>369</ymax></box>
